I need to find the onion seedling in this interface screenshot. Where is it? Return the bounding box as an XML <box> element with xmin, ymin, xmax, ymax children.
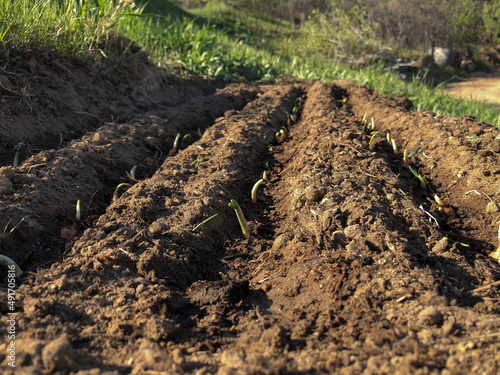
<box><xmin>129</xmin><ymin>165</ymin><xmax>137</xmax><ymax>180</ymax></box>
<box><xmin>112</xmin><ymin>183</ymin><xmax>131</xmax><ymax>203</ymax></box>
<box><xmin>0</xmin><ymin>255</ymin><xmax>23</xmax><ymax>277</ymax></box>
<box><xmin>391</xmin><ymin>139</ymin><xmax>398</xmax><ymax>154</ymax></box>
<box><xmin>490</xmin><ymin>223</ymin><xmax>500</xmax><ymax>261</ymax></box>
<box><xmin>13</xmin><ymin>142</ymin><xmax>24</xmax><ymax>167</ymax></box>
<box><xmin>408</xmin><ymin>166</ymin><xmax>426</xmax><ymax>189</ymax></box>
<box><xmin>76</xmin><ymin>200</ymin><xmax>81</xmax><ymax>222</ymax></box>
<box><xmin>228</xmin><ymin>199</ymin><xmax>250</xmax><ymax>237</ymax></box>
<box><xmin>369</xmin><ymin>131</ymin><xmax>384</xmax><ymax>145</ymax></box>
<box><xmin>181</xmin><ymin>134</ymin><xmax>192</xmax><ymax>148</ymax></box>
<box><xmin>369</xmin><ymin>118</ymin><xmax>375</xmax><ymax>130</ymax></box>
<box><xmin>251</xmin><ymin>171</ymin><xmax>267</xmax><ymax>207</ymax></box>
<box><xmin>168</xmin><ymin>133</ymin><xmax>181</xmax><ymax>156</ymax></box>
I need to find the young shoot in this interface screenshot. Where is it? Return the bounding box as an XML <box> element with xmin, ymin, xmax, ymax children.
<box><xmin>192</xmin><ymin>213</ymin><xmax>218</xmax><ymax>232</ymax></box>
<box><xmin>76</xmin><ymin>200</ymin><xmax>81</xmax><ymax>222</ymax></box>
<box><xmin>490</xmin><ymin>223</ymin><xmax>500</xmax><ymax>261</ymax></box>
<box><xmin>403</xmin><ymin>149</ymin><xmax>408</xmax><ymax>164</ymax></box>
<box><xmin>251</xmin><ymin>171</ymin><xmax>267</xmax><ymax>208</ymax></box>
<box><xmin>369</xmin><ymin>118</ymin><xmax>375</xmax><ymax>130</ymax></box>
<box><xmin>434</xmin><ymin>195</ymin><xmax>443</xmax><ymax>206</ymax></box>
<box><xmin>13</xmin><ymin>142</ymin><xmax>24</xmax><ymax>167</ymax></box>
<box><xmin>391</xmin><ymin>139</ymin><xmax>398</xmax><ymax>154</ymax></box>
<box><xmin>181</xmin><ymin>134</ymin><xmax>192</xmax><ymax>148</ymax></box>
<box><xmin>409</xmin><ymin>166</ymin><xmax>426</xmax><ymax>189</ymax></box>
<box><xmin>228</xmin><ymin>199</ymin><xmax>250</xmax><ymax>238</ymax></box>
<box><xmin>112</xmin><ymin>183</ymin><xmax>131</xmax><ymax>203</ymax></box>
<box><xmin>369</xmin><ymin>131</ymin><xmax>384</xmax><ymax>145</ymax></box>
<box><xmin>168</xmin><ymin>133</ymin><xmax>181</xmax><ymax>156</ymax></box>
<box><xmin>386</xmin><ymin>133</ymin><xmax>391</xmax><ymax>143</ymax></box>
<box><xmin>0</xmin><ymin>255</ymin><xmax>23</xmax><ymax>277</ymax></box>
<box><xmin>129</xmin><ymin>165</ymin><xmax>137</xmax><ymax>181</ymax></box>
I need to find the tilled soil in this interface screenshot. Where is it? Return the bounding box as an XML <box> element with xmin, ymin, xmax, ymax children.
<box><xmin>1</xmin><ymin>49</ymin><xmax>500</xmax><ymax>374</ymax></box>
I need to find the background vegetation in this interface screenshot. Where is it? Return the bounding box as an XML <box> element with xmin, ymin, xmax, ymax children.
<box><xmin>1</xmin><ymin>0</ymin><xmax>500</xmax><ymax>127</ymax></box>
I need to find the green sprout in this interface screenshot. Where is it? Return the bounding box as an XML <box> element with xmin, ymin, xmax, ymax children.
<box><xmin>408</xmin><ymin>166</ymin><xmax>426</xmax><ymax>189</ymax></box>
<box><xmin>168</xmin><ymin>133</ymin><xmax>181</xmax><ymax>156</ymax></box>
<box><xmin>192</xmin><ymin>213</ymin><xmax>218</xmax><ymax>232</ymax></box>
<box><xmin>251</xmin><ymin>171</ymin><xmax>267</xmax><ymax>208</ymax></box>
<box><xmin>112</xmin><ymin>183</ymin><xmax>131</xmax><ymax>203</ymax></box>
<box><xmin>275</xmin><ymin>126</ymin><xmax>287</xmax><ymax>140</ymax></box>
<box><xmin>12</xmin><ymin>142</ymin><xmax>24</xmax><ymax>167</ymax></box>
<box><xmin>369</xmin><ymin>131</ymin><xmax>384</xmax><ymax>145</ymax></box>
<box><xmin>434</xmin><ymin>194</ymin><xmax>443</xmax><ymax>206</ymax></box>
<box><xmin>0</xmin><ymin>255</ymin><xmax>23</xmax><ymax>277</ymax></box>
<box><xmin>369</xmin><ymin>118</ymin><xmax>375</xmax><ymax>130</ymax></box>
<box><xmin>361</xmin><ymin>113</ymin><xmax>369</xmax><ymax>131</ymax></box>
<box><xmin>181</xmin><ymin>134</ymin><xmax>192</xmax><ymax>148</ymax></box>
<box><xmin>228</xmin><ymin>199</ymin><xmax>250</xmax><ymax>238</ymax></box>
<box><xmin>76</xmin><ymin>200</ymin><xmax>81</xmax><ymax>222</ymax></box>
<box><xmin>391</xmin><ymin>139</ymin><xmax>398</xmax><ymax>154</ymax></box>
<box><xmin>191</xmin><ymin>155</ymin><xmax>210</xmax><ymax>169</ymax></box>
<box><xmin>386</xmin><ymin>133</ymin><xmax>391</xmax><ymax>143</ymax></box>
<box><xmin>128</xmin><ymin>165</ymin><xmax>137</xmax><ymax>180</ymax></box>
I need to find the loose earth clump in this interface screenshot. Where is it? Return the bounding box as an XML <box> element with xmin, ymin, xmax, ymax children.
<box><xmin>0</xmin><ymin>45</ymin><xmax>500</xmax><ymax>374</ymax></box>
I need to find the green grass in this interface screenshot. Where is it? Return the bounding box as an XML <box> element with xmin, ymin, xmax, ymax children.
<box><xmin>1</xmin><ymin>0</ymin><xmax>500</xmax><ymax>128</ymax></box>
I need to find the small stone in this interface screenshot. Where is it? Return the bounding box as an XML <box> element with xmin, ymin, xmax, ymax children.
<box><xmin>344</xmin><ymin>224</ymin><xmax>362</xmax><ymax>240</ymax></box>
<box><xmin>42</xmin><ymin>335</ymin><xmax>74</xmax><ymax>372</ymax></box>
<box><xmin>417</xmin><ymin>306</ymin><xmax>443</xmax><ymax>326</ymax></box>
<box><xmin>0</xmin><ymin>167</ymin><xmax>15</xmax><ymax>180</ymax></box>
<box><xmin>486</xmin><ymin>201</ymin><xmax>499</xmax><ymax>213</ymax></box>
<box><xmin>0</xmin><ymin>177</ymin><xmax>14</xmax><ymax>195</ymax></box>
<box><xmin>431</xmin><ymin>237</ymin><xmax>448</xmax><ymax>255</ymax></box>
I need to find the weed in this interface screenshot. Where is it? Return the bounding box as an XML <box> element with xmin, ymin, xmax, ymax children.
<box><xmin>408</xmin><ymin>166</ymin><xmax>426</xmax><ymax>189</ymax></box>
<box><xmin>192</xmin><ymin>213</ymin><xmax>218</xmax><ymax>232</ymax></box>
<box><xmin>466</xmin><ymin>134</ymin><xmax>483</xmax><ymax>143</ymax></box>
<box><xmin>228</xmin><ymin>199</ymin><xmax>250</xmax><ymax>237</ymax></box>
<box><xmin>191</xmin><ymin>155</ymin><xmax>210</xmax><ymax>169</ymax></box>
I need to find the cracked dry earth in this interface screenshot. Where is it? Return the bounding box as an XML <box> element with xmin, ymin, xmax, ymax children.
<box><xmin>1</xmin><ymin>48</ymin><xmax>500</xmax><ymax>375</ymax></box>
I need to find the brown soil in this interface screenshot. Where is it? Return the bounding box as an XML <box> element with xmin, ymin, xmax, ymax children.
<box><xmin>1</xmin><ymin>45</ymin><xmax>500</xmax><ymax>374</ymax></box>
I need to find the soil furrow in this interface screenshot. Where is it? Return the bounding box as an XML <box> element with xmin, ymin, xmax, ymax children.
<box><xmin>344</xmin><ymin>84</ymin><xmax>500</xmax><ymax>281</ymax></box>
<box><xmin>0</xmin><ymin>82</ymin><xmax>259</xmax><ymax>273</ymax></box>
<box><xmin>6</xmin><ymin>84</ymin><xmax>300</xmax><ymax>373</ymax></box>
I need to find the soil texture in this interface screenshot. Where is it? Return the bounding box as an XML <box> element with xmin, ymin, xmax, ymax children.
<box><xmin>1</xmin><ymin>46</ymin><xmax>500</xmax><ymax>374</ymax></box>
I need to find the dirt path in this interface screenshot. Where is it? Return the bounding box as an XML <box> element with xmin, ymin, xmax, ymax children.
<box><xmin>444</xmin><ymin>71</ymin><xmax>500</xmax><ymax>108</ymax></box>
<box><xmin>1</xmin><ymin>48</ymin><xmax>500</xmax><ymax>374</ymax></box>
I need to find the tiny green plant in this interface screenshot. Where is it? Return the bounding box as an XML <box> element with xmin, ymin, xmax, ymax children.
<box><xmin>128</xmin><ymin>165</ymin><xmax>137</xmax><ymax>181</ymax></box>
<box><xmin>391</xmin><ymin>139</ymin><xmax>398</xmax><ymax>154</ymax></box>
<box><xmin>192</xmin><ymin>213</ymin><xmax>218</xmax><ymax>232</ymax></box>
<box><xmin>13</xmin><ymin>142</ymin><xmax>24</xmax><ymax>167</ymax></box>
<box><xmin>251</xmin><ymin>171</ymin><xmax>267</xmax><ymax>208</ymax></box>
<box><xmin>191</xmin><ymin>155</ymin><xmax>210</xmax><ymax>169</ymax></box>
<box><xmin>369</xmin><ymin>118</ymin><xmax>375</xmax><ymax>130</ymax></box>
<box><xmin>181</xmin><ymin>134</ymin><xmax>192</xmax><ymax>148</ymax></box>
<box><xmin>275</xmin><ymin>126</ymin><xmax>287</xmax><ymax>140</ymax></box>
<box><xmin>408</xmin><ymin>165</ymin><xmax>426</xmax><ymax>189</ymax></box>
<box><xmin>490</xmin><ymin>223</ymin><xmax>500</xmax><ymax>261</ymax></box>
<box><xmin>369</xmin><ymin>131</ymin><xmax>384</xmax><ymax>145</ymax></box>
<box><xmin>169</xmin><ymin>133</ymin><xmax>182</xmax><ymax>156</ymax></box>
<box><xmin>228</xmin><ymin>199</ymin><xmax>250</xmax><ymax>237</ymax></box>
<box><xmin>76</xmin><ymin>200</ymin><xmax>81</xmax><ymax>222</ymax></box>
<box><xmin>112</xmin><ymin>183</ymin><xmax>131</xmax><ymax>203</ymax></box>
